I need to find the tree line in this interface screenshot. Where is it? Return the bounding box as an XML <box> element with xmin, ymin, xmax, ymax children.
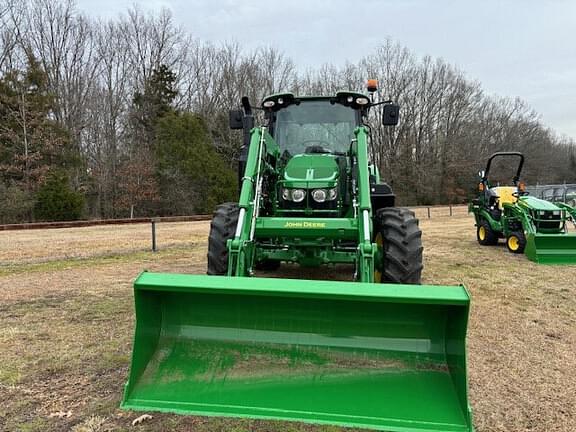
<box><xmin>1</xmin><ymin>0</ymin><xmax>575</xmax><ymax>223</ymax></box>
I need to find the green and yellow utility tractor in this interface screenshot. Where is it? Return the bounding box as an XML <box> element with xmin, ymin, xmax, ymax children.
<box><xmin>470</xmin><ymin>152</ymin><xmax>576</xmax><ymax>264</ymax></box>
<box><xmin>122</xmin><ymin>82</ymin><xmax>474</xmax><ymax>431</ymax></box>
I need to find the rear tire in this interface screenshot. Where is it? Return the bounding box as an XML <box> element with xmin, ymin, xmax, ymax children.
<box><xmin>506</xmin><ymin>231</ymin><xmax>526</xmax><ymax>254</ymax></box>
<box><xmin>477</xmin><ymin>220</ymin><xmax>498</xmax><ymax>245</ymax></box>
<box><xmin>207</xmin><ymin>203</ymin><xmax>239</xmax><ymax>275</ymax></box>
<box><xmin>374</xmin><ymin>208</ymin><xmax>423</xmax><ymax>284</ymax></box>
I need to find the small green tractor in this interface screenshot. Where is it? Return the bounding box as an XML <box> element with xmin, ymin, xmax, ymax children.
<box><xmin>122</xmin><ymin>83</ymin><xmax>474</xmax><ymax>431</ymax></box>
<box><xmin>470</xmin><ymin>152</ymin><xmax>576</xmax><ymax>264</ymax></box>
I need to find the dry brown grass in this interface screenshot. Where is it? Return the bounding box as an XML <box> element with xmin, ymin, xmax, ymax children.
<box><xmin>0</xmin><ymin>221</ymin><xmax>211</xmax><ymax>265</ymax></box>
<box><xmin>1</xmin><ymin>214</ymin><xmax>575</xmax><ymax>431</ymax></box>
<box><xmin>420</xmin><ymin>215</ymin><xmax>576</xmax><ymax>432</ymax></box>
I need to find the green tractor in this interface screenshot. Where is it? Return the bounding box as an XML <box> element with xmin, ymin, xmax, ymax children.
<box><xmin>470</xmin><ymin>152</ymin><xmax>576</xmax><ymax>264</ymax></box>
<box><xmin>122</xmin><ymin>83</ymin><xmax>474</xmax><ymax>431</ymax></box>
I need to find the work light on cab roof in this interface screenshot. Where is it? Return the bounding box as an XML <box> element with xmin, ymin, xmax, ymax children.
<box><xmin>367</xmin><ymin>78</ymin><xmax>378</xmax><ymax>93</ymax></box>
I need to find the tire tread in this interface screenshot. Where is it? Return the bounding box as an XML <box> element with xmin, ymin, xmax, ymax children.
<box><xmin>207</xmin><ymin>202</ymin><xmax>239</xmax><ymax>275</ymax></box>
<box><xmin>374</xmin><ymin>207</ymin><xmax>423</xmax><ymax>284</ymax></box>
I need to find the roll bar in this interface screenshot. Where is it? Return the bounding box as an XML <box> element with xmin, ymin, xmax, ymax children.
<box><xmin>483</xmin><ymin>152</ymin><xmax>525</xmax><ymax>185</ymax></box>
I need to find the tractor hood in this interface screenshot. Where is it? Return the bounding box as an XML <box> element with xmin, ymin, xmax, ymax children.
<box><xmin>282</xmin><ymin>154</ymin><xmax>339</xmax><ymax>188</ymax></box>
<box><xmin>518</xmin><ymin>196</ymin><xmax>563</xmax><ymax>211</ymax></box>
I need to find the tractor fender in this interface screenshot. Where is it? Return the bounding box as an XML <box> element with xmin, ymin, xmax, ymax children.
<box><xmin>475</xmin><ymin>208</ymin><xmax>502</xmax><ymax>232</ymax></box>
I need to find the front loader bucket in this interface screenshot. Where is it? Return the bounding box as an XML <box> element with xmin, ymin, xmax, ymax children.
<box><xmin>122</xmin><ymin>272</ymin><xmax>473</xmax><ymax>432</ymax></box>
<box><xmin>525</xmin><ymin>233</ymin><xmax>576</xmax><ymax>264</ymax></box>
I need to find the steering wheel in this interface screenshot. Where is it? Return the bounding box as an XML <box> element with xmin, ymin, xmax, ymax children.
<box><xmin>512</xmin><ymin>190</ymin><xmax>529</xmax><ymax>198</ymax></box>
<box><xmin>301</xmin><ymin>140</ymin><xmax>332</xmax><ymax>154</ymax></box>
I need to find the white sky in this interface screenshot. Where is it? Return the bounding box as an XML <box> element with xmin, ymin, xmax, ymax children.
<box><xmin>79</xmin><ymin>0</ymin><xmax>576</xmax><ymax>139</ymax></box>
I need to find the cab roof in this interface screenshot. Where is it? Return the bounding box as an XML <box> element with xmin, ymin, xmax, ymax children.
<box><xmin>261</xmin><ymin>92</ymin><xmax>371</xmax><ymax>111</ymax></box>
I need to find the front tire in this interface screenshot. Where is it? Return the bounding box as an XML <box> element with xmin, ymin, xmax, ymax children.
<box><xmin>374</xmin><ymin>208</ymin><xmax>423</xmax><ymax>284</ymax></box>
<box><xmin>207</xmin><ymin>203</ymin><xmax>239</xmax><ymax>275</ymax></box>
<box><xmin>506</xmin><ymin>231</ymin><xmax>526</xmax><ymax>254</ymax></box>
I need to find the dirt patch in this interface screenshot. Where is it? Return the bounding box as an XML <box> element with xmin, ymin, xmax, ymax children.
<box><xmin>1</xmin><ymin>214</ymin><xmax>575</xmax><ymax>431</ymax></box>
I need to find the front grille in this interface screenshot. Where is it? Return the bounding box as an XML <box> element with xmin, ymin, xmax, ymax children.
<box><xmin>534</xmin><ymin>211</ymin><xmax>562</xmax><ymax>229</ymax></box>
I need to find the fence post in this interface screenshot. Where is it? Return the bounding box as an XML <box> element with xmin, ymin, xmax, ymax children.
<box><xmin>449</xmin><ymin>205</ymin><xmax>453</xmax><ymax>216</ymax></box>
<box><xmin>427</xmin><ymin>207</ymin><xmax>431</xmax><ymax>219</ymax></box>
<box><xmin>151</xmin><ymin>219</ymin><xmax>157</xmax><ymax>252</ymax></box>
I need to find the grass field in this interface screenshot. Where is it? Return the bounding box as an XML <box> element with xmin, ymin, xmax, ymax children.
<box><xmin>1</xmin><ymin>214</ymin><xmax>575</xmax><ymax>431</ymax></box>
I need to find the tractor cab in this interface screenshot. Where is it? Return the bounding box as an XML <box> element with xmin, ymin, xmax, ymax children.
<box><xmin>230</xmin><ymin>90</ymin><xmax>400</xmax><ymax>218</ymax></box>
<box><xmin>261</xmin><ymin>91</ymin><xmax>400</xmax><ymax>153</ymax></box>
<box><xmin>263</xmin><ymin>93</ymin><xmax>363</xmax><ymax>217</ymax></box>
<box><xmin>264</xmin><ymin>93</ymin><xmax>363</xmax><ymax>156</ymax></box>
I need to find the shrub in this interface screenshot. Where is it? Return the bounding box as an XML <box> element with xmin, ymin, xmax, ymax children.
<box><xmin>34</xmin><ymin>171</ymin><xmax>85</xmax><ymax>221</ymax></box>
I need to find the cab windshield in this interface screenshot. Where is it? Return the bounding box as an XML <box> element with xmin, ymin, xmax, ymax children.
<box><xmin>272</xmin><ymin>100</ymin><xmax>358</xmax><ymax>155</ymax></box>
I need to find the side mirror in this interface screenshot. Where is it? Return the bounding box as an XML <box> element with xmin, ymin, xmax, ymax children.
<box><xmin>229</xmin><ymin>110</ymin><xmax>243</xmax><ymax>130</ymax></box>
<box><xmin>382</xmin><ymin>104</ymin><xmax>400</xmax><ymax>126</ymax></box>
<box><xmin>478</xmin><ymin>170</ymin><xmax>485</xmax><ymax>179</ymax></box>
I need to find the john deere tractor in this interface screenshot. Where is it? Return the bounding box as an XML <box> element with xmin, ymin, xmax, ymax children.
<box><xmin>470</xmin><ymin>152</ymin><xmax>576</xmax><ymax>263</ymax></box>
<box><xmin>208</xmin><ymin>91</ymin><xmax>423</xmax><ymax>283</ymax></box>
<box><xmin>122</xmin><ymin>82</ymin><xmax>474</xmax><ymax>432</ymax></box>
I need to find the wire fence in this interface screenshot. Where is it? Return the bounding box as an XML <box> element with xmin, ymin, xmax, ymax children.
<box><xmin>0</xmin><ymin>215</ymin><xmax>209</xmax><ymax>231</ymax></box>
<box><xmin>0</xmin><ymin>206</ymin><xmax>472</xmax><ymax>265</ymax></box>
<box><xmin>410</xmin><ymin>204</ymin><xmax>469</xmax><ymax>220</ymax></box>
<box><xmin>1</xmin><ymin>204</ymin><xmax>470</xmax><ymax>232</ymax></box>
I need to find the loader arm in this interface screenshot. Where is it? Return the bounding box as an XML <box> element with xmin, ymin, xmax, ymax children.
<box><xmin>555</xmin><ymin>202</ymin><xmax>576</xmax><ymax>225</ymax></box>
<box><xmin>227</xmin><ymin>127</ymin><xmax>280</xmax><ymax>276</ymax></box>
<box><xmin>502</xmin><ymin>203</ymin><xmax>537</xmax><ymax>236</ymax></box>
<box><xmin>351</xmin><ymin>126</ymin><xmax>376</xmax><ymax>282</ymax></box>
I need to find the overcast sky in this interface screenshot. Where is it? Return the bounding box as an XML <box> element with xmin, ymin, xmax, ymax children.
<box><xmin>78</xmin><ymin>0</ymin><xmax>576</xmax><ymax>139</ymax></box>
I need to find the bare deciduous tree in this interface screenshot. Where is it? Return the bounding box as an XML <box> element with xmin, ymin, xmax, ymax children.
<box><xmin>2</xmin><ymin>1</ymin><xmax>575</xmax><ymax>219</ymax></box>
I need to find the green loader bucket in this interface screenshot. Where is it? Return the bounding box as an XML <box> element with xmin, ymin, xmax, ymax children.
<box><xmin>525</xmin><ymin>233</ymin><xmax>576</xmax><ymax>264</ymax></box>
<box><xmin>122</xmin><ymin>272</ymin><xmax>474</xmax><ymax>432</ymax></box>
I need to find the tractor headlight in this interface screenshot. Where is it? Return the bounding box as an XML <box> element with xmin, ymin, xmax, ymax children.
<box><xmin>312</xmin><ymin>189</ymin><xmax>327</xmax><ymax>203</ymax></box>
<box><xmin>553</xmin><ymin>210</ymin><xmax>561</xmax><ymax>216</ymax></box>
<box><xmin>328</xmin><ymin>187</ymin><xmax>338</xmax><ymax>200</ymax></box>
<box><xmin>282</xmin><ymin>187</ymin><xmax>337</xmax><ymax>203</ymax></box>
<box><xmin>291</xmin><ymin>189</ymin><xmax>306</xmax><ymax>203</ymax></box>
